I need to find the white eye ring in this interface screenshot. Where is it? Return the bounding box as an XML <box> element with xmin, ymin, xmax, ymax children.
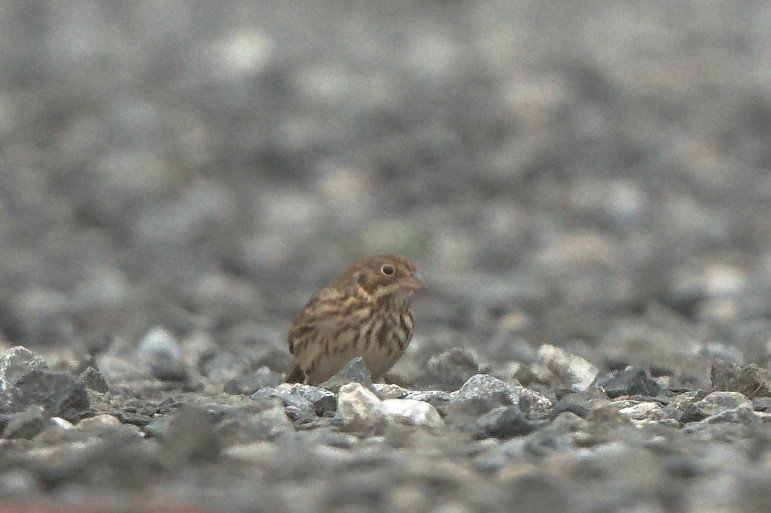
<box><xmin>380</xmin><ymin>264</ymin><xmax>395</xmax><ymax>276</ymax></box>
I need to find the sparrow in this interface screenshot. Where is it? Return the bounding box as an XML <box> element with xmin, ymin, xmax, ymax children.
<box><xmin>286</xmin><ymin>254</ymin><xmax>424</xmax><ymax>385</ymax></box>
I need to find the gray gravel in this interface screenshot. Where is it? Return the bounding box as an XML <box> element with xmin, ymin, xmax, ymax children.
<box><xmin>1</xmin><ymin>2</ymin><xmax>770</xmax><ymax>512</ymax></box>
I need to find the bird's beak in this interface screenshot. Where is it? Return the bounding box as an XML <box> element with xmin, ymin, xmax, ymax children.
<box><xmin>398</xmin><ymin>272</ymin><xmax>425</xmax><ymax>292</ymax></box>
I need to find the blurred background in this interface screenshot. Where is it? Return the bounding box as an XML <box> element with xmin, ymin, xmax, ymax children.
<box><xmin>1</xmin><ymin>0</ymin><xmax>770</xmax><ymax>377</ymax></box>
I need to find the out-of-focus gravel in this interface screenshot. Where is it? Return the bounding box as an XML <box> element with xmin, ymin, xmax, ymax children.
<box><xmin>0</xmin><ymin>2</ymin><xmax>770</xmax><ymax>512</ymax></box>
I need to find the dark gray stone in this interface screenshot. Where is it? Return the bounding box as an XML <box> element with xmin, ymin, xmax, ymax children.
<box><xmin>318</xmin><ymin>357</ymin><xmax>373</xmax><ymax>393</ymax></box>
<box><xmin>150</xmin><ymin>357</ymin><xmax>189</xmax><ymax>382</ymax></box>
<box><xmin>80</xmin><ymin>366</ymin><xmax>109</xmax><ymax>393</ymax></box>
<box><xmin>279</xmin><ymin>384</ymin><xmax>337</xmax><ymax>416</ymax></box>
<box><xmin>311</xmin><ymin>394</ymin><xmax>337</xmax><ymax>417</ymax></box>
<box><xmin>594</xmin><ymin>368</ymin><xmax>661</xmax><ymax>398</ymax></box>
<box><xmin>1</xmin><ymin>370</ymin><xmax>89</xmax><ymax>421</ymax></box>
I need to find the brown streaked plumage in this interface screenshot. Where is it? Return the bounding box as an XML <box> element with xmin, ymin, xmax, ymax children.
<box><xmin>286</xmin><ymin>254</ymin><xmax>424</xmax><ymax>385</ymax></box>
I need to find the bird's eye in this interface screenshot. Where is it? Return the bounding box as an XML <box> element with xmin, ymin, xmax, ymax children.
<box><xmin>380</xmin><ymin>264</ymin><xmax>395</xmax><ymax>276</ymax></box>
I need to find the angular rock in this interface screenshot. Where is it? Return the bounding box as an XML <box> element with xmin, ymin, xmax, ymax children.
<box><xmin>224</xmin><ymin>366</ymin><xmax>284</xmax><ymax>395</ymax></box>
<box><xmin>661</xmin><ymin>391</ymin><xmax>706</xmax><ymax>422</ymax></box>
<box><xmin>594</xmin><ymin>368</ymin><xmax>660</xmax><ymax>398</ymax></box>
<box><xmin>537</xmin><ymin>344</ymin><xmax>598</xmax><ymax>392</ymax></box>
<box><xmin>313</xmin><ymin>396</ymin><xmax>338</xmax><ymax>417</ymax></box>
<box><xmin>711</xmin><ymin>361</ymin><xmax>770</xmax><ymax>398</ymax></box>
<box><xmin>451</xmin><ymin>374</ymin><xmax>516</xmax><ymax>404</ymax></box>
<box><xmin>2</xmin><ymin>370</ymin><xmax>89</xmax><ymax>422</ymax></box>
<box><xmin>336</xmin><ymin>382</ymin><xmax>384</xmax><ymax>432</ymax></box>
<box><xmin>684</xmin><ymin>406</ymin><xmax>761</xmax><ymax>432</ymax></box>
<box><xmin>702</xmin><ymin>407</ymin><xmax>760</xmax><ymax>425</ymax></box>
<box><xmin>277</xmin><ymin>383</ymin><xmax>337</xmax><ymax>416</ymax></box>
<box><xmin>0</xmin><ymin>346</ymin><xmax>49</xmax><ymax>391</ymax></box>
<box><xmin>444</xmin><ymin>374</ymin><xmax>552</xmax><ymax>427</ymax></box>
<box><xmin>381</xmin><ymin>399</ymin><xmax>444</xmax><ymax>429</ymax></box>
<box><xmin>694</xmin><ymin>391</ymin><xmax>752</xmax><ymax>418</ymax></box>
<box><xmin>80</xmin><ymin>366</ymin><xmax>108</xmax><ymax>393</ymax></box>
<box><xmin>276</xmin><ymin>383</ymin><xmax>330</xmax><ymax>403</ymax></box>
<box><xmin>424</xmin><ymin>347</ymin><xmax>480</xmax><ymax>390</ymax></box>
<box><xmin>319</xmin><ymin>357</ymin><xmax>373</xmax><ymax>393</ymax></box>
<box><xmin>251</xmin><ymin>387</ymin><xmax>315</xmax><ymax>416</ymax></box>
<box><xmin>137</xmin><ymin>327</ymin><xmax>188</xmax><ymax>382</ymax></box>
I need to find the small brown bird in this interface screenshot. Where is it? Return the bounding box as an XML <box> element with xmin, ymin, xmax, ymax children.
<box><xmin>286</xmin><ymin>254</ymin><xmax>424</xmax><ymax>385</ymax></box>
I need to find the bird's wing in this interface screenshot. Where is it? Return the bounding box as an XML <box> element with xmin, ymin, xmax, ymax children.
<box><xmin>287</xmin><ymin>286</ymin><xmax>345</xmax><ymax>354</ymax></box>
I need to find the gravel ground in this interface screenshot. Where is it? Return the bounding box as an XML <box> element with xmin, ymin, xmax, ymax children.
<box><xmin>1</xmin><ymin>2</ymin><xmax>770</xmax><ymax>512</ymax></box>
